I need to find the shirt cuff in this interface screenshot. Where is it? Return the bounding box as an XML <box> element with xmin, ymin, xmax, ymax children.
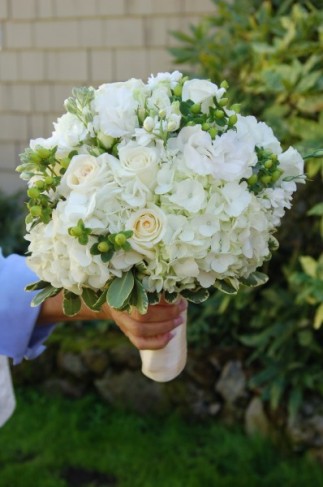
<box><xmin>0</xmin><ymin>253</ymin><xmax>55</xmax><ymax>364</ymax></box>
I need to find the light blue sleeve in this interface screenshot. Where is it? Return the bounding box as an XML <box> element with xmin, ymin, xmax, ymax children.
<box><xmin>0</xmin><ymin>251</ymin><xmax>55</xmax><ymax>364</ymax></box>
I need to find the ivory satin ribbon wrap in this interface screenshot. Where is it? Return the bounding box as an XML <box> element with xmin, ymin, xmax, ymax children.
<box><xmin>0</xmin><ymin>355</ymin><xmax>16</xmax><ymax>427</ymax></box>
<box><xmin>140</xmin><ymin>308</ymin><xmax>187</xmax><ymax>382</ymax></box>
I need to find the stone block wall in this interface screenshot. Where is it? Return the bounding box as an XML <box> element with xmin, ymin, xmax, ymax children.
<box><xmin>0</xmin><ymin>0</ymin><xmax>215</xmax><ymax>194</ymax></box>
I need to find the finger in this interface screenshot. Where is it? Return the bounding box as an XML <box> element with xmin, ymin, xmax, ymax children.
<box><xmin>131</xmin><ymin>298</ymin><xmax>188</xmax><ymax>322</ymax></box>
<box><xmin>128</xmin><ymin>332</ymin><xmax>175</xmax><ymax>351</ymax></box>
<box><xmin>116</xmin><ymin>311</ymin><xmax>184</xmax><ymax>337</ymax></box>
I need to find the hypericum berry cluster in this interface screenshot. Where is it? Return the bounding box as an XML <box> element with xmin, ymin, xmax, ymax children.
<box><xmin>173</xmin><ymin>79</ymin><xmax>240</xmax><ymax>139</ymax></box>
<box><xmin>247</xmin><ymin>147</ymin><xmax>283</xmax><ymax>194</ymax></box>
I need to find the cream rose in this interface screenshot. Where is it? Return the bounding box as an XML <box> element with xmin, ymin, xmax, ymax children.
<box><xmin>59</xmin><ymin>153</ymin><xmax>114</xmax><ymax>195</ymax></box>
<box><xmin>127</xmin><ymin>205</ymin><xmax>167</xmax><ymax>256</ymax></box>
<box><xmin>118</xmin><ymin>143</ymin><xmax>159</xmax><ymax>188</ymax></box>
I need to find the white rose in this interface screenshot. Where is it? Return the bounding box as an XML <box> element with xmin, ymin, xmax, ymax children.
<box><xmin>118</xmin><ymin>142</ymin><xmax>159</xmax><ymax>188</ymax></box>
<box><xmin>182</xmin><ymin>79</ymin><xmax>226</xmax><ymax>113</ymax></box>
<box><xmin>93</xmin><ymin>79</ymin><xmax>145</xmax><ymax>138</ymax></box>
<box><xmin>59</xmin><ymin>153</ymin><xmax>114</xmax><ymax>195</ymax></box>
<box><xmin>127</xmin><ymin>205</ymin><xmax>167</xmax><ymax>256</ymax></box>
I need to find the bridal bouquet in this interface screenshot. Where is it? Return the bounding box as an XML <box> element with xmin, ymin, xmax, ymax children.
<box><xmin>17</xmin><ymin>71</ymin><xmax>305</xmax><ymax>381</ymax></box>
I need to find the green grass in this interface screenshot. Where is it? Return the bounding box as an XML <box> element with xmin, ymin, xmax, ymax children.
<box><xmin>1</xmin><ymin>389</ymin><xmax>323</xmax><ymax>487</ymax></box>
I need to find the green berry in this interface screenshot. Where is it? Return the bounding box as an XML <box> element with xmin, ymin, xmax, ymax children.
<box><xmin>247</xmin><ymin>174</ymin><xmax>258</xmax><ymax>186</ymax></box>
<box><xmin>272</xmin><ymin>169</ymin><xmax>282</xmax><ymax>182</ymax></box>
<box><xmin>69</xmin><ymin>226</ymin><xmax>83</xmax><ymax>237</ymax></box>
<box><xmin>202</xmin><ymin>122</ymin><xmax>210</xmax><ymax>131</ymax></box>
<box><xmin>30</xmin><ymin>205</ymin><xmax>42</xmax><ymax>217</ymax></box>
<box><xmin>44</xmin><ymin>176</ymin><xmax>54</xmax><ymax>185</ymax></box>
<box><xmin>173</xmin><ymin>85</ymin><xmax>182</xmax><ymax>97</ymax></box>
<box><xmin>215</xmin><ymin>109</ymin><xmax>224</xmax><ymax>119</ymax></box>
<box><xmin>208</xmin><ymin>127</ymin><xmax>218</xmax><ymax>139</ymax></box>
<box><xmin>190</xmin><ymin>103</ymin><xmax>201</xmax><ymax>114</ymax></box>
<box><xmin>264</xmin><ymin>159</ymin><xmax>273</xmax><ymax>169</ymax></box>
<box><xmin>219</xmin><ymin>97</ymin><xmax>228</xmax><ymax>107</ymax></box>
<box><xmin>261</xmin><ymin>175</ymin><xmax>272</xmax><ymax>185</ymax></box>
<box><xmin>27</xmin><ymin>187</ymin><xmax>40</xmax><ymax>199</ymax></box>
<box><xmin>228</xmin><ymin>114</ymin><xmax>238</xmax><ymax>126</ymax></box>
<box><xmin>114</xmin><ymin>233</ymin><xmax>127</xmax><ymax>246</ymax></box>
<box><xmin>97</xmin><ymin>241</ymin><xmax>110</xmax><ymax>253</ymax></box>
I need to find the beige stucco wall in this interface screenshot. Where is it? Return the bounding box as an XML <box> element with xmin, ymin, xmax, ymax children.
<box><xmin>0</xmin><ymin>0</ymin><xmax>215</xmax><ymax>194</ymax></box>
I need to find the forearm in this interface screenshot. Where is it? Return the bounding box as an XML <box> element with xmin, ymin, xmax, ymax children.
<box><xmin>36</xmin><ymin>291</ymin><xmax>113</xmax><ymax>325</ymax></box>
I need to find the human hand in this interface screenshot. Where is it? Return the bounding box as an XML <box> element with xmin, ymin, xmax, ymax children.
<box><xmin>107</xmin><ymin>298</ymin><xmax>188</xmax><ymax>351</ymax></box>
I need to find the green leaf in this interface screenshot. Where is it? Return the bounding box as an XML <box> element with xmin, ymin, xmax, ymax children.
<box><xmin>25</xmin><ymin>280</ymin><xmax>50</xmax><ymax>291</ymax></box>
<box><xmin>214</xmin><ymin>280</ymin><xmax>238</xmax><ymax>295</ymax></box>
<box><xmin>314</xmin><ymin>303</ymin><xmax>323</xmax><ymax>330</ymax></box>
<box><xmin>181</xmin><ymin>288</ymin><xmax>209</xmax><ymax>303</ymax></box>
<box><xmin>63</xmin><ymin>290</ymin><xmax>82</xmax><ymax>317</ymax></box>
<box><xmin>299</xmin><ymin>256</ymin><xmax>317</xmax><ymax>278</ymax></box>
<box><xmin>164</xmin><ymin>291</ymin><xmax>179</xmax><ymax>303</ymax></box>
<box><xmin>82</xmin><ymin>288</ymin><xmax>100</xmax><ymax>311</ymax></box>
<box><xmin>106</xmin><ymin>271</ymin><xmax>135</xmax><ymax>310</ymax></box>
<box><xmin>101</xmin><ymin>249</ymin><xmax>114</xmax><ymax>262</ymax></box>
<box><xmin>307</xmin><ymin>202</ymin><xmax>323</xmax><ymax>217</ymax></box>
<box><xmin>92</xmin><ymin>289</ymin><xmax>108</xmax><ymax>311</ymax></box>
<box><xmin>240</xmin><ymin>272</ymin><xmax>269</xmax><ymax>288</ymax></box>
<box><xmin>288</xmin><ymin>387</ymin><xmax>303</xmax><ymax>420</ymax></box>
<box><xmin>147</xmin><ymin>292</ymin><xmax>160</xmax><ymax>305</ymax></box>
<box><xmin>31</xmin><ymin>286</ymin><xmax>61</xmax><ymax>307</ymax></box>
<box><xmin>131</xmin><ymin>279</ymin><xmax>149</xmax><ymax>314</ymax></box>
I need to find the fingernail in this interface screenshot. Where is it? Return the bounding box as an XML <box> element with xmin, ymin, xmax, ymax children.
<box><xmin>179</xmin><ymin>299</ymin><xmax>188</xmax><ymax>311</ymax></box>
<box><xmin>174</xmin><ymin>316</ymin><xmax>184</xmax><ymax>326</ymax></box>
<box><xmin>167</xmin><ymin>332</ymin><xmax>176</xmax><ymax>341</ymax></box>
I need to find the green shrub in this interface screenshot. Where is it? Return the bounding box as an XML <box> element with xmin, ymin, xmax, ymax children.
<box><xmin>0</xmin><ymin>190</ymin><xmax>28</xmax><ymax>256</ymax></box>
<box><xmin>172</xmin><ymin>0</ymin><xmax>323</xmax><ymax>416</ymax></box>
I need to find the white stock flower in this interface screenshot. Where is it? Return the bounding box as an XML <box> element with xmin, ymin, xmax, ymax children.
<box><xmin>30</xmin><ymin>135</ymin><xmax>58</xmax><ymax>151</ymax></box>
<box><xmin>175</xmin><ymin>126</ymin><xmax>216</xmax><ymax>176</ymax></box>
<box><xmin>53</xmin><ymin>112</ymin><xmax>88</xmax><ymax>148</ymax></box>
<box><xmin>182</xmin><ymin>79</ymin><xmax>226</xmax><ymax>112</ymax></box>
<box><xmin>235</xmin><ymin>115</ymin><xmax>282</xmax><ymax>155</ymax></box>
<box><xmin>93</xmin><ymin>79</ymin><xmax>144</xmax><ymax>137</ymax></box>
<box><xmin>211</xmin><ymin>130</ymin><xmax>255</xmax><ymax>181</ymax></box>
<box><xmin>278</xmin><ymin>147</ymin><xmax>305</xmax><ymax>183</ymax></box>
<box><xmin>147</xmin><ymin>71</ymin><xmax>182</xmax><ymax>89</ymax></box>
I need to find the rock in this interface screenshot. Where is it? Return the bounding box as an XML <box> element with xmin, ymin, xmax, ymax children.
<box><xmin>245</xmin><ymin>396</ymin><xmax>271</xmax><ymax>438</ymax></box>
<box><xmin>57</xmin><ymin>351</ymin><xmax>89</xmax><ymax>379</ymax></box>
<box><xmin>94</xmin><ymin>370</ymin><xmax>169</xmax><ymax>415</ymax></box>
<box><xmin>215</xmin><ymin>360</ymin><xmax>247</xmax><ymax>404</ymax></box>
<box><xmin>109</xmin><ymin>344</ymin><xmax>141</xmax><ymax>370</ymax></box>
<box><xmin>42</xmin><ymin>378</ymin><xmax>87</xmax><ymax>398</ymax></box>
<box><xmin>208</xmin><ymin>402</ymin><xmax>222</xmax><ymax>416</ymax></box>
<box><xmin>81</xmin><ymin>348</ymin><xmax>110</xmax><ymax>375</ymax></box>
<box><xmin>185</xmin><ymin>356</ymin><xmax>216</xmax><ymax>387</ymax></box>
<box><xmin>287</xmin><ymin>412</ymin><xmax>323</xmax><ymax>450</ymax></box>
